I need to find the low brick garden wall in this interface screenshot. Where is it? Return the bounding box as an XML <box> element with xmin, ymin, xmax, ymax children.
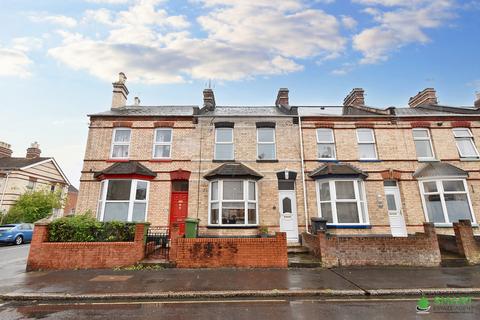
<box><xmin>170</xmin><ymin>228</ymin><xmax>288</xmax><ymax>268</ymax></box>
<box><xmin>302</xmin><ymin>223</ymin><xmax>441</xmax><ymax>268</ymax></box>
<box><xmin>454</xmin><ymin>220</ymin><xmax>480</xmax><ymax>265</ymax></box>
<box><xmin>26</xmin><ymin>222</ymin><xmax>147</xmax><ymax>271</ymax></box>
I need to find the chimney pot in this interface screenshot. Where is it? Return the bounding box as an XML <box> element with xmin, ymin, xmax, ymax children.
<box><xmin>203</xmin><ymin>88</ymin><xmax>216</xmax><ymax>111</ymax></box>
<box><xmin>475</xmin><ymin>92</ymin><xmax>480</xmax><ymax>109</ymax></box>
<box><xmin>111</xmin><ymin>72</ymin><xmax>129</xmax><ymax>109</ymax></box>
<box><xmin>0</xmin><ymin>141</ymin><xmax>12</xmax><ymax>158</ymax></box>
<box><xmin>26</xmin><ymin>142</ymin><xmax>41</xmax><ymax>159</ymax></box>
<box><xmin>275</xmin><ymin>88</ymin><xmax>289</xmax><ymax>109</ymax></box>
<box><xmin>343</xmin><ymin>88</ymin><xmax>365</xmax><ymax>107</ymax></box>
<box><xmin>134</xmin><ymin>97</ymin><xmax>141</xmax><ymax>106</ymax></box>
<box><xmin>409</xmin><ymin>88</ymin><xmax>438</xmax><ymax>108</ymax></box>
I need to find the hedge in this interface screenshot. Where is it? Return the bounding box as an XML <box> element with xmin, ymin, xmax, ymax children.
<box><xmin>48</xmin><ymin>214</ymin><xmax>136</xmax><ymax>242</ymax></box>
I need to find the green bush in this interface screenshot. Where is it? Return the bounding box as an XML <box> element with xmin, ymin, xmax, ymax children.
<box><xmin>48</xmin><ymin>213</ymin><xmax>136</xmax><ymax>242</ymax></box>
<box><xmin>2</xmin><ymin>190</ymin><xmax>63</xmax><ymax>224</ymax></box>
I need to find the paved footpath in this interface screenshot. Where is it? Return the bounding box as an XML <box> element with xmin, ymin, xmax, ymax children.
<box><xmin>1</xmin><ymin>264</ymin><xmax>480</xmax><ymax>301</ymax></box>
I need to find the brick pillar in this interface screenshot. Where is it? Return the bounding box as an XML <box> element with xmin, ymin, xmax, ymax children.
<box><xmin>169</xmin><ymin>223</ymin><xmax>181</xmax><ymax>262</ymax></box>
<box><xmin>275</xmin><ymin>232</ymin><xmax>288</xmax><ymax>267</ymax></box>
<box><xmin>454</xmin><ymin>220</ymin><xmax>480</xmax><ymax>264</ymax></box>
<box><xmin>422</xmin><ymin>222</ymin><xmax>441</xmax><ymax>265</ymax></box>
<box><xmin>26</xmin><ymin>221</ymin><xmax>49</xmax><ymax>271</ymax></box>
<box><xmin>134</xmin><ymin>223</ymin><xmax>148</xmax><ymax>261</ymax></box>
<box><xmin>317</xmin><ymin>230</ymin><xmax>336</xmax><ymax>268</ymax></box>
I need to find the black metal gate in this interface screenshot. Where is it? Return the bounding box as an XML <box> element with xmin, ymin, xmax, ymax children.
<box><xmin>145</xmin><ymin>227</ymin><xmax>170</xmax><ymax>260</ymax></box>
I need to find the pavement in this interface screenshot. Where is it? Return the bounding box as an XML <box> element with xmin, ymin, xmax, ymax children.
<box><xmin>1</xmin><ymin>244</ymin><xmax>480</xmax><ymax>301</ymax></box>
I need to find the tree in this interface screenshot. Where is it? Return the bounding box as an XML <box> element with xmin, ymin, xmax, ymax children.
<box><xmin>1</xmin><ymin>190</ymin><xmax>64</xmax><ymax>224</ymax></box>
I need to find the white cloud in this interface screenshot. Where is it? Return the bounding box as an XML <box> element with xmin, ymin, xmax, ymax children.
<box><xmin>12</xmin><ymin>37</ymin><xmax>43</xmax><ymax>52</ymax></box>
<box><xmin>353</xmin><ymin>0</ymin><xmax>455</xmax><ymax>64</ymax></box>
<box><xmin>49</xmin><ymin>0</ymin><xmax>346</xmax><ymax>83</ymax></box>
<box><xmin>29</xmin><ymin>13</ymin><xmax>78</xmax><ymax>28</ymax></box>
<box><xmin>0</xmin><ymin>48</ymin><xmax>33</xmax><ymax>78</ymax></box>
<box><xmin>341</xmin><ymin>15</ymin><xmax>357</xmax><ymax>29</ymax></box>
<box><xmin>85</xmin><ymin>0</ymin><xmax>131</xmax><ymax>4</ymax></box>
<box><xmin>331</xmin><ymin>62</ymin><xmax>356</xmax><ymax>75</ymax></box>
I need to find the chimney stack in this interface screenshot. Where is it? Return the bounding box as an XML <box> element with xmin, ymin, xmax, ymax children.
<box><xmin>203</xmin><ymin>88</ymin><xmax>216</xmax><ymax>111</ymax></box>
<box><xmin>26</xmin><ymin>142</ymin><xmax>41</xmax><ymax>159</ymax></box>
<box><xmin>275</xmin><ymin>88</ymin><xmax>289</xmax><ymax>109</ymax></box>
<box><xmin>409</xmin><ymin>88</ymin><xmax>438</xmax><ymax>108</ymax></box>
<box><xmin>111</xmin><ymin>72</ymin><xmax>129</xmax><ymax>109</ymax></box>
<box><xmin>475</xmin><ymin>92</ymin><xmax>480</xmax><ymax>109</ymax></box>
<box><xmin>0</xmin><ymin>141</ymin><xmax>12</xmax><ymax>158</ymax></box>
<box><xmin>343</xmin><ymin>88</ymin><xmax>365</xmax><ymax>107</ymax></box>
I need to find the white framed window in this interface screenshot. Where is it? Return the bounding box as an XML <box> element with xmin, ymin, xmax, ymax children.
<box><xmin>215</xmin><ymin>128</ymin><xmax>234</xmax><ymax>160</ymax></box>
<box><xmin>257</xmin><ymin>128</ymin><xmax>276</xmax><ymax>160</ymax></box>
<box><xmin>356</xmin><ymin>128</ymin><xmax>377</xmax><ymax>160</ymax></box>
<box><xmin>98</xmin><ymin>179</ymin><xmax>149</xmax><ymax>222</ymax></box>
<box><xmin>316</xmin><ymin>179</ymin><xmax>369</xmax><ymax>225</ymax></box>
<box><xmin>208</xmin><ymin>180</ymin><xmax>258</xmax><ymax>226</ymax></box>
<box><xmin>26</xmin><ymin>178</ymin><xmax>36</xmax><ymax>190</ymax></box>
<box><xmin>413</xmin><ymin>128</ymin><xmax>435</xmax><ymax>160</ymax></box>
<box><xmin>153</xmin><ymin>128</ymin><xmax>173</xmax><ymax>159</ymax></box>
<box><xmin>453</xmin><ymin>128</ymin><xmax>479</xmax><ymax>158</ymax></box>
<box><xmin>110</xmin><ymin>128</ymin><xmax>131</xmax><ymax>159</ymax></box>
<box><xmin>316</xmin><ymin>128</ymin><xmax>336</xmax><ymax>160</ymax></box>
<box><xmin>419</xmin><ymin>178</ymin><xmax>476</xmax><ymax>226</ymax></box>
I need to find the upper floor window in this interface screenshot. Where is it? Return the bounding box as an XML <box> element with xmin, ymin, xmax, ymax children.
<box><xmin>419</xmin><ymin>179</ymin><xmax>475</xmax><ymax>225</ymax></box>
<box><xmin>316</xmin><ymin>179</ymin><xmax>368</xmax><ymax>225</ymax></box>
<box><xmin>209</xmin><ymin>180</ymin><xmax>257</xmax><ymax>226</ymax></box>
<box><xmin>27</xmin><ymin>178</ymin><xmax>36</xmax><ymax>190</ymax></box>
<box><xmin>98</xmin><ymin>179</ymin><xmax>148</xmax><ymax>222</ymax></box>
<box><xmin>257</xmin><ymin>128</ymin><xmax>276</xmax><ymax>160</ymax></box>
<box><xmin>111</xmin><ymin>128</ymin><xmax>131</xmax><ymax>159</ymax></box>
<box><xmin>413</xmin><ymin>128</ymin><xmax>435</xmax><ymax>160</ymax></box>
<box><xmin>356</xmin><ymin>128</ymin><xmax>377</xmax><ymax>160</ymax></box>
<box><xmin>153</xmin><ymin>128</ymin><xmax>173</xmax><ymax>159</ymax></box>
<box><xmin>215</xmin><ymin>128</ymin><xmax>234</xmax><ymax>160</ymax></box>
<box><xmin>316</xmin><ymin>128</ymin><xmax>336</xmax><ymax>160</ymax></box>
<box><xmin>453</xmin><ymin>128</ymin><xmax>479</xmax><ymax>158</ymax></box>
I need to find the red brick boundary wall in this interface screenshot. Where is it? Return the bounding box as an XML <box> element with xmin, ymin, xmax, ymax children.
<box><xmin>302</xmin><ymin>223</ymin><xmax>441</xmax><ymax>267</ymax></box>
<box><xmin>169</xmin><ymin>225</ymin><xmax>288</xmax><ymax>268</ymax></box>
<box><xmin>454</xmin><ymin>220</ymin><xmax>480</xmax><ymax>265</ymax></box>
<box><xmin>26</xmin><ymin>222</ymin><xmax>147</xmax><ymax>271</ymax></box>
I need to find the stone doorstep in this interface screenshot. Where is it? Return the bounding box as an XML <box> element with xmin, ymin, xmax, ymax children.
<box><xmin>139</xmin><ymin>259</ymin><xmax>176</xmax><ymax>268</ymax></box>
<box><xmin>440</xmin><ymin>251</ymin><xmax>468</xmax><ymax>268</ymax></box>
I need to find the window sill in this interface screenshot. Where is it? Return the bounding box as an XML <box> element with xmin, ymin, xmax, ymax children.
<box><xmin>459</xmin><ymin>157</ymin><xmax>480</xmax><ymax>162</ymax></box>
<box><xmin>207</xmin><ymin>225</ymin><xmax>259</xmax><ymax>229</ymax></box>
<box><xmin>326</xmin><ymin>224</ymin><xmax>372</xmax><ymax>229</ymax></box>
<box><xmin>417</xmin><ymin>158</ymin><xmax>439</xmax><ymax>162</ymax></box>
<box><xmin>149</xmin><ymin>159</ymin><xmax>172</xmax><ymax>162</ymax></box>
<box><xmin>106</xmin><ymin>159</ymin><xmax>130</xmax><ymax>162</ymax></box>
<box><xmin>358</xmin><ymin>159</ymin><xmax>381</xmax><ymax>163</ymax></box>
<box><xmin>434</xmin><ymin>223</ymin><xmax>479</xmax><ymax>228</ymax></box>
<box><xmin>212</xmin><ymin>160</ymin><xmax>236</xmax><ymax>163</ymax></box>
<box><xmin>256</xmin><ymin>159</ymin><xmax>278</xmax><ymax>163</ymax></box>
<box><xmin>317</xmin><ymin>159</ymin><xmax>338</xmax><ymax>163</ymax></box>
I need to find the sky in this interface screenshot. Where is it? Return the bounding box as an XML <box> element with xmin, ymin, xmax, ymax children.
<box><xmin>1</xmin><ymin>0</ymin><xmax>479</xmax><ymax>187</ymax></box>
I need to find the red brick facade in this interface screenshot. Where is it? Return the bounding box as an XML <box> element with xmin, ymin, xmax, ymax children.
<box><xmin>454</xmin><ymin>220</ymin><xmax>480</xmax><ymax>265</ymax></box>
<box><xmin>302</xmin><ymin>223</ymin><xmax>441</xmax><ymax>267</ymax></box>
<box><xmin>26</xmin><ymin>223</ymin><xmax>147</xmax><ymax>271</ymax></box>
<box><xmin>169</xmin><ymin>225</ymin><xmax>288</xmax><ymax>268</ymax></box>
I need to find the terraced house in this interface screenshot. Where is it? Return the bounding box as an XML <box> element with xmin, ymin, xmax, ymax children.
<box><xmin>76</xmin><ymin>73</ymin><xmax>480</xmax><ymax>244</ymax></box>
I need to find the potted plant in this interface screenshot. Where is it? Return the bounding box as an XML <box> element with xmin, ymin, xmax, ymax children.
<box><xmin>259</xmin><ymin>226</ymin><xmax>269</xmax><ymax>238</ymax></box>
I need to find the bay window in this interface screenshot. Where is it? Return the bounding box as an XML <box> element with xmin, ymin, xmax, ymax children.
<box><xmin>111</xmin><ymin>128</ymin><xmax>131</xmax><ymax>159</ymax></box>
<box><xmin>453</xmin><ymin>128</ymin><xmax>479</xmax><ymax>158</ymax></box>
<box><xmin>97</xmin><ymin>179</ymin><xmax>149</xmax><ymax>222</ymax></box>
<box><xmin>316</xmin><ymin>128</ymin><xmax>336</xmax><ymax>160</ymax></box>
<box><xmin>153</xmin><ymin>128</ymin><xmax>173</xmax><ymax>159</ymax></box>
<box><xmin>209</xmin><ymin>180</ymin><xmax>257</xmax><ymax>226</ymax></box>
<box><xmin>419</xmin><ymin>179</ymin><xmax>475</xmax><ymax>225</ymax></box>
<box><xmin>413</xmin><ymin>128</ymin><xmax>435</xmax><ymax>160</ymax></box>
<box><xmin>356</xmin><ymin>128</ymin><xmax>377</xmax><ymax>160</ymax></box>
<box><xmin>316</xmin><ymin>179</ymin><xmax>368</xmax><ymax>225</ymax></box>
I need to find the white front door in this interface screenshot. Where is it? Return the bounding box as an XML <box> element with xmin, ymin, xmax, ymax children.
<box><xmin>384</xmin><ymin>186</ymin><xmax>408</xmax><ymax>237</ymax></box>
<box><xmin>279</xmin><ymin>190</ymin><xmax>299</xmax><ymax>242</ymax></box>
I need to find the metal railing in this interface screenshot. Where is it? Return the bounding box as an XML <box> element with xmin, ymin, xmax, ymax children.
<box><xmin>144</xmin><ymin>227</ymin><xmax>170</xmax><ymax>260</ymax></box>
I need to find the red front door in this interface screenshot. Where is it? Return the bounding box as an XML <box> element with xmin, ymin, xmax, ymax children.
<box><xmin>170</xmin><ymin>192</ymin><xmax>188</xmax><ymax>235</ymax></box>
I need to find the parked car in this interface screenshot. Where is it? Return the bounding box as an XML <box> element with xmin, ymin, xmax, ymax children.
<box><xmin>0</xmin><ymin>224</ymin><xmax>34</xmax><ymax>245</ymax></box>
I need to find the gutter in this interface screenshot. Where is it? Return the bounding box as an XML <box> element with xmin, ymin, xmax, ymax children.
<box><xmin>298</xmin><ymin>116</ymin><xmax>309</xmax><ymax>234</ymax></box>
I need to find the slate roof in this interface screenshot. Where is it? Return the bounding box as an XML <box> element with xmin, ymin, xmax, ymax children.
<box><xmin>204</xmin><ymin>163</ymin><xmax>263</xmax><ymax>180</ymax></box>
<box><xmin>68</xmin><ymin>185</ymin><xmax>79</xmax><ymax>193</ymax></box>
<box><xmin>309</xmin><ymin>163</ymin><xmax>368</xmax><ymax>180</ymax></box>
<box><xmin>0</xmin><ymin>157</ymin><xmax>50</xmax><ymax>170</ymax></box>
<box><xmin>198</xmin><ymin>106</ymin><xmax>297</xmax><ymax>117</ymax></box>
<box><xmin>90</xmin><ymin>105</ymin><xmax>197</xmax><ymax>117</ymax></box>
<box><xmin>413</xmin><ymin>162</ymin><xmax>468</xmax><ymax>178</ymax></box>
<box><xmin>342</xmin><ymin>104</ymin><xmax>480</xmax><ymax>117</ymax></box>
<box><xmin>94</xmin><ymin>161</ymin><xmax>157</xmax><ymax>178</ymax></box>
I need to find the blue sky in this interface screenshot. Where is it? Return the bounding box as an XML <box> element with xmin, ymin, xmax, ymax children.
<box><xmin>1</xmin><ymin>0</ymin><xmax>479</xmax><ymax>187</ymax></box>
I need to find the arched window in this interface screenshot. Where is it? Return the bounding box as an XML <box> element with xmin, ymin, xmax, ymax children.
<box><xmin>282</xmin><ymin>197</ymin><xmax>292</xmax><ymax>213</ymax></box>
